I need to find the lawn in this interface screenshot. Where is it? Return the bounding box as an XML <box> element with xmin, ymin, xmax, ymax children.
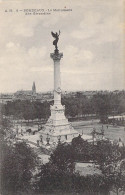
<box><xmin>72</xmin><ymin>121</ymin><xmax>125</xmax><ymax>143</ymax></box>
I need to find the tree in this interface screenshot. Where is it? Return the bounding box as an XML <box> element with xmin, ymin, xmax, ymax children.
<box><xmin>1</xmin><ymin>141</ymin><xmax>38</xmax><ymax>195</ymax></box>
<box><xmin>72</xmin><ymin>134</ymin><xmax>84</xmax><ymax>148</ymax></box>
<box><xmin>50</xmin><ymin>143</ymin><xmax>75</xmax><ymax>173</ymax></box>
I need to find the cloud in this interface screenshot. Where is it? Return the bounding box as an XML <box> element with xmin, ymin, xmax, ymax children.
<box><xmin>71</xmin><ymin>4</ymin><xmax>123</xmax><ymax>44</ymax></box>
<box><xmin>5</xmin><ymin>43</ymin><xmax>47</xmax><ymax>70</ymax></box>
<box><xmin>42</xmin><ymin>16</ymin><xmax>59</xmax><ymax>27</ymax></box>
<box><xmin>6</xmin><ymin>42</ymin><xmax>15</xmax><ymax>48</ymax></box>
<box><xmin>0</xmin><ymin>43</ymin><xmax>53</xmax><ymax>92</ymax></box>
<box><xmin>80</xmin><ymin>11</ymin><xmax>101</xmax><ymax>27</ymax></box>
<box><xmin>71</xmin><ymin>30</ymin><xmax>93</xmax><ymax>40</ymax></box>
<box><xmin>62</xmin><ymin>45</ymin><xmax>94</xmax><ymax>71</ymax></box>
<box><xmin>0</xmin><ymin>0</ymin><xmax>124</xmax><ymax>92</ymax></box>
<box><xmin>28</xmin><ymin>46</ymin><xmax>47</xmax><ymax>59</ymax></box>
<box><xmin>30</xmin><ymin>66</ymin><xmax>52</xmax><ymax>72</ymax></box>
<box><xmin>14</xmin><ymin>24</ymin><xmax>34</xmax><ymax>37</ymax></box>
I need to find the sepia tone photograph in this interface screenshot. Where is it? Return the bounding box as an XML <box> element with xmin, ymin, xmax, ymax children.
<box><xmin>0</xmin><ymin>0</ymin><xmax>125</xmax><ymax>194</ymax></box>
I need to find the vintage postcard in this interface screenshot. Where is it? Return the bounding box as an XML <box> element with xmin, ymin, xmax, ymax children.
<box><xmin>0</xmin><ymin>0</ymin><xmax>125</xmax><ymax>195</ymax></box>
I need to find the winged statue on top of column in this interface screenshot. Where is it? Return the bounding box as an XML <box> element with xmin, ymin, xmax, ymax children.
<box><xmin>51</xmin><ymin>30</ymin><xmax>60</xmax><ymax>53</ymax></box>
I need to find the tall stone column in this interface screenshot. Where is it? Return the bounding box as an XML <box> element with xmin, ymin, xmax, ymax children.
<box><xmin>50</xmin><ymin>52</ymin><xmax>63</xmax><ymax>107</ymax></box>
<box><xmin>41</xmin><ymin>49</ymin><xmax>78</xmax><ymax>144</ymax></box>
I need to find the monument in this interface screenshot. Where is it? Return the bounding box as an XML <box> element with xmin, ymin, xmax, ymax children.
<box><xmin>41</xmin><ymin>31</ymin><xmax>78</xmax><ymax>143</ymax></box>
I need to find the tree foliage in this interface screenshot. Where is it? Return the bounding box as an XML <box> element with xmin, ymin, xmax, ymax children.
<box><xmin>36</xmin><ymin>137</ymin><xmax>125</xmax><ymax>194</ymax></box>
<box><xmin>0</xmin><ymin>141</ymin><xmax>38</xmax><ymax>195</ymax></box>
<box><xmin>1</xmin><ymin>91</ymin><xmax>125</xmax><ymax>122</ymax></box>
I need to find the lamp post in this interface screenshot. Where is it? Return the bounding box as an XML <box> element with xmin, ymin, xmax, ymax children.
<box><xmin>46</xmin><ymin>133</ymin><xmax>50</xmax><ymax>146</ymax></box>
<box><xmin>37</xmin><ymin>140</ymin><xmax>40</xmax><ymax>147</ymax></box>
<box><xmin>16</xmin><ymin>125</ymin><xmax>18</xmax><ymax>135</ymax></box>
<box><xmin>92</xmin><ymin>127</ymin><xmax>96</xmax><ymax>145</ymax></box>
<box><xmin>101</xmin><ymin>125</ymin><xmax>104</xmax><ymax>139</ymax></box>
<box><xmin>40</xmin><ymin>135</ymin><xmax>43</xmax><ymax>144</ymax></box>
<box><xmin>58</xmin><ymin>135</ymin><xmax>61</xmax><ymax>145</ymax></box>
<box><xmin>21</xmin><ymin>120</ymin><xmax>23</xmax><ymax>135</ymax></box>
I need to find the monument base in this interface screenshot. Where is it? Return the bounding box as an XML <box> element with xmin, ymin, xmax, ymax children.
<box><xmin>40</xmin><ymin>104</ymin><xmax>78</xmax><ymax>143</ymax></box>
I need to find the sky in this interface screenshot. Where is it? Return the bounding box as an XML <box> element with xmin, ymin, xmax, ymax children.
<box><xmin>0</xmin><ymin>0</ymin><xmax>124</xmax><ymax>93</ymax></box>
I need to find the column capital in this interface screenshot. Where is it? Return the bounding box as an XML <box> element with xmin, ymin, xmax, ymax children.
<box><xmin>50</xmin><ymin>52</ymin><xmax>63</xmax><ymax>61</ymax></box>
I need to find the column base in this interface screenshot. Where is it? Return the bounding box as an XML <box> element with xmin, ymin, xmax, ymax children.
<box><xmin>40</xmin><ymin>104</ymin><xmax>78</xmax><ymax>143</ymax></box>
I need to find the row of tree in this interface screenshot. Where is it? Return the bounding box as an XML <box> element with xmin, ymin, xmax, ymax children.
<box><xmin>1</xmin><ymin>91</ymin><xmax>125</xmax><ymax>122</ymax></box>
<box><xmin>63</xmin><ymin>92</ymin><xmax>125</xmax><ymax>118</ymax></box>
<box><xmin>1</xmin><ymin>100</ymin><xmax>50</xmax><ymax>121</ymax></box>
